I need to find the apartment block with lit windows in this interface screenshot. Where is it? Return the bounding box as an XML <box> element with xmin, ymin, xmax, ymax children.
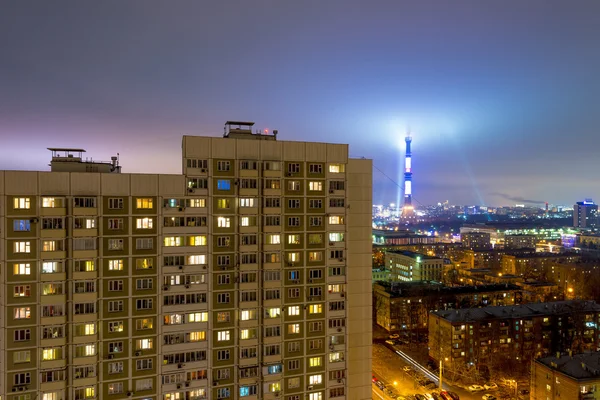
<box><xmin>0</xmin><ymin>122</ymin><xmax>373</xmax><ymax>400</ymax></box>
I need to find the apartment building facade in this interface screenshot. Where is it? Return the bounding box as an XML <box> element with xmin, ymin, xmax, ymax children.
<box><xmin>385</xmin><ymin>250</ymin><xmax>443</xmax><ymax>282</ymax></box>
<box><xmin>429</xmin><ymin>301</ymin><xmax>600</xmax><ymax>373</ymax></box>
<box><xmin>532</xmin><ymin>351</ymin><xmax>600</xmax><ymax>400</ymax></box>
<box><xmin>0</xmin><ymin>124</ymin><xmax>373</xmax><ymax>400</ymax></box>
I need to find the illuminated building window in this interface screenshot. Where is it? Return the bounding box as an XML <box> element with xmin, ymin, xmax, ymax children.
<box><xmin>136</xmin><ymin>217</ymin><xmax>153</xmax><ymax>229</ymax></box>
<box><xmin>309</xmin><ymin>181</ymin><xmax>323</xmax><ymax>191</ymax></box>
<box><xmin>288</xmin><ymin>306</ymin><xmax>300</xmax><ymax>316</ymax></box>
<box><xmin>288</xmin><ymin>234</ymin><xmax>301</xmax><ymax>245</ymax></box>
<box><xmin>267</xmin><ymin>234</ymin><xmax>281</xmax><ymax>245</ymax></box>
<box><xmin>240</xmin><ymin>198</ymin><xmax>255</xmax><ymax>207</ymax></box>
<box><xmin>309</xmin><ymin>374</ymin><xmax>322</xmax><ymax>385</ymax></box>
<box><xmin>288</xmin><ymin>324</ymin><xmax>300</xmax><ymax>334</ymax></box>
<box><xmin>108</xmin><ymin>259</ymin><xmax>123</xmax><ymax>271</ymax></box>
<box><xmin>309</xmin><ymin>357</ymin><xmax>322</xmax><ymax>367</ymax></box>
<box><xmin>189</xmin><ymin>235</ymin><xmax>207</xmax><ymax>246</ymax></box>
<box><xmin>13</xmin><ymin>197</ymin><xmax>30</xmax><ymax>209</ymax></box>
<box><xmin>217</xmin><ymin>331</ymin><xmax>231</xmax><ymax>341</ymax></box>
<box><xmin>14</xmin><ymin>241</ymin><xmax>31</xmax><ymax>253</ymax></box>
<box><xmin>217</xmin><ymin>217</ymin><xmax>231</xmax><ymax>228</ymax></box>
<box><xmin>136</xmin><ymin>198</ymin><xmax>153</xmax><ymax>209</ymax></box>
<box><xmin>164</xmin><ymin>236</ymin><xmax>183</xmax><ymax>247</ymax></box>
<box><xmin>309</xmin><ymin>304</ymin><xmax>322</xmax><ymax>314</ymax></box>
<box><xmin>329</xmin><ymin>164</ymin><xmax>344</xmax><ymax>173</ymax></box>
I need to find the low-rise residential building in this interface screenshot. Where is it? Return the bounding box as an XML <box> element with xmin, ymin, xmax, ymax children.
<box><xmin>373</xmin><ymin>281</ymin><xmax>522</xmax><ymax>335</ymax></box>
<box><xmin>385</xmin><ymin>250</ymin><xmax>443</xmax><ymax>282</ymax></box>
<box><xmin>504</xmin><ymin>234</ymin><xmax>538</xmax><ymax>249</ymax></box>
<box><xmin>429</xmin><ymin>301</ymin><xmax>600</xmax><ymax>373</ymax></box>
<box><xmin>461</xmin><ymin>232</ymin><xmax>491</xmax><ymax>251</ymax></box>
<box><xmin>532</xmin><ymin>351</ymin><xmax>600</xmax><ymax>400</ymax></box>
<box><xmin>501</xmin><ymin>252</ymin><xmax>581</xmax><ymax>276</ymax></box>
<box><xmin>372</xmin><ymin>268</ymin><xmax>390</xmax><ymax>282</ymax></box>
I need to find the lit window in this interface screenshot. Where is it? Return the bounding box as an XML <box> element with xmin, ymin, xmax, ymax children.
<box><xmin>288</xmin><ymin>252</ymin><xmax>300</xmax><ymax>262</ymax></box>
<box><xmin>108</xmin><ymin>259</ymin><xmax>123</xmax><ymax>271</ymax></box>
<box><xmin>14</xmin><ymin>307</ymin><xmax>31</xmax><ymax>319</ymax></box>
<box><xmin>309</xmin><ymin>181</ymin><xmax>323</xmax><ymax>191</ymax></box>
<box><xmin>329</xmin><ymin>164</ymin><xmax>345</xmax><ymax>173</ymax></box>
<box><xmin>217</xmin><ymin>331</ymin><xmax>231</xmax><ymax>341</ymax></box>
<box><xmin>164</xmin><ymin>236</ymin><xmax>183</xmax><ymax>247</ymax></box>
<box><xmin>13</xmin><ymin>241</ymin><xmax>31</xmax><ymax>253</ymax></box>
<box><xmin>269</xmin><ymin>382</ymin><xmax>281</xmax><ymax>393</ymax></box>
<box><xmin>218</xmin><ymin>217</ymin><xmax>231</xmax><ymax>228</ymax></box>
<box><xmin>309</xmin><ymin>374</ymin><xmax>322</xmax><ymax>385</ymax></box>
<box><xmin>136</xmin><ymin>258</ymin><xmax>153</xmax><ymax>270</ymax></box>
<box><xmin>267</xmin><ymin>234</ymin><xmax>281</xmax><ymax>245</ymax></box>
<box><xmin>309</xmin><ymin>357</ymin><xmax>322</xmax><ymax>367</ymax></box>
<box><xmin>13</xmin><ymin>219</ymin><xmax>31</xmax><ymax>231</ymax></box>
<box><xmin>189</xmin><ymin>236</ymin><xmax>207</xmax><ymax>246</ymax></box>
<box><xmin>217</xmin><ymin>198</ymin><xmax>230</xmax><ymax>208</ymax></box>
<box><xmin>309</xmin><ymin>304</ymin><xmax>322</xmax><ymax>314</ymax></box>
<box><xmin>136</xmin><ymin>198</ymin><xmax>153</xmax><ymax>209</ymax></box>
<box><xmin>136</xmin><ymin>338</ymin><xmax>153</xmax><ymax>350</ymax></box>
<box><xmin>188</xmin><ymin>198</ymin><xmax>205</xmax><ymax>207</ymax></box>
<box><xmin>188</xmin><ymin>312</ymin><xmax>208</xmax><ymax>323</ymax></box>
<box><xmin>189</xmin><ymin>331</ymin><xmax>206</xmax><ymax>342</ymax></box>
<box><xmin>240</xmin><ymin>198</ymin><xmax>255</xmax><ymax>207</ymax></box>
<box><xmin>42</xmin><ymin>348</ymin><xmax>58</xmax><ymax>361</ymax></box>
<box><xmin>288</xmin><ymin>234</ymin><xmax>300</xmax><ymax>245</ymax></box>
<box><xmin>266</xmin><ymin>308</ymin><xmax>281</xmax><ymax>318</ymax></box>
<box><xmin>13</xmin><ymin>197</ymin><xmax>30</xmax><ymax>209</ymax></box>
<box><xmin>13</xmin><ymin>263</ymin><xmax>31</xmax><ymax>275</ymax></box>
<box><xmin>42</xmin><ymin>197</ymin><xmax>61</xmax><ymax>208</ymax></box>
<box><xmin>288</xmin><ymin>306</ymin><xmax>300</xmax><ymax>316</ymax></box>
<box><xmin>136</xmin><ymin>217</ymin><xmax>153</xmax><ymax>229</ymax></box>
<box><xmin>187</xmin><ymin>255</ymin><xmax>206</xmax><ymax>265</ymax></box>
<box><xmin>288</xmin><ymin>324</ymin><xmax>300</xmax><ymax>334</ymax></box>
<box><xmin>328</xmin><ymin>215</ymin><xmax>345</xmax><ymax>225</ymax></box>
<box><xmin>329</xmin><ymin>232</ymin><xmax>344</xmax><ymax>242</ymax></box>
<box><xmin>217</xmin><ymin>180</ymin><xmax>231</xmax><ymax>190</ymax></box>
<box><xmin>241</xmin><ymin>217</ymin><xmax>250</xmax><ymax>226</ymax></box>
<box><xmin>309</xmin><ymin>392</ymin><xmax>323</xmax><ymax>400</ymax></box>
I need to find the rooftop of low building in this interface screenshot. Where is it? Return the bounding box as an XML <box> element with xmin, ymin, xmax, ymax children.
<box><xmin>432</xmin><ymin>300</ymin><xmax>600</xmax><ymax>323</ymax></box>
<box><xmin>537</xmin><ymin>351</ymin><xmax>600</xmax><ymax>380</ymax></box>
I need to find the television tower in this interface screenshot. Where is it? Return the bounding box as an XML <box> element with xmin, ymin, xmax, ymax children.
<box><xmin>401</xmin><ymin>133</ymin><xmax>414</xmax><ymax>218</ymax></box>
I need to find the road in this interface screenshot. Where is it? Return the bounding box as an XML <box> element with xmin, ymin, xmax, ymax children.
<box><xmin>371</xmin><ymin>342</ymin><xmax>505</xmax><ymax>400</ymax></box>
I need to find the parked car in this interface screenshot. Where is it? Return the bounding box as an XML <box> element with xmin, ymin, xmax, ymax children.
<box><xmin>415</xmin><ymin>395</ymin><xmax>428</xmax><ymax>400</ymax></box>
<box><xmin>389</xmin><ymin>333</ymin><xmax>400</xmax><ymax>339</ymax></box>
<box><xmin>376</xmin><ymin>381</ymin><xmax>385</xmax><ymax>390</ymax></box>
<box><xmin>386</xmin><ymin>339</ymin><xmax>396</xmax><ymax>345</ymax></box>
<box><xmin>484</xmin><ymin>383</ymin><xmax>498</xmax><ymax>391</ymax></box>
<box><xmin>468</xmin><ymin>385</ymin><xmax>485</xmax><ymax>392</ymax></box>
<box><xmin>482</xmin><ymin>395</ymin><xmax>497</xmax><ymax>400</ymax></box>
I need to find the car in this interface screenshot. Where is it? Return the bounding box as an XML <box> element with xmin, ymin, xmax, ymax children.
<box><xmin>375</xmin><ymin>381</ymin><xmax>385</xmax><ymax>390</ymax></box>
<box><xmin>482</xmin><ymin>395</ymin><xmax>496</xmax><ymax>400</ymax></box>
<box><xmin>389</xmin><ymin>333</ymin><xmax>400</xmax><ymax>339</ymax></box>
<box><xmin>468</xmin><ymin>385</ymin><xmax>485</xmax><ymax>392</ymax></box>
<box><xmin>484</xmin><ymin>383</ymin><xmax>498</xmax><ymax>391</ymax></box>
<box><xmin>386</xmin><ymin>339</ymin><xmax>396</xmax><ymax>345</ymax></box>
<box><xmin>430</xmin><ymin>393</ymin><xmax>442</xmax><ymax>400</ymax></box>
<box><xmin>415</xmin><ymin>395</ymin><xmax>428</xmax><ymax>400</ymax></box>
<box><xmin>446</xmin><ymin>392</ymin><xmax>460</xmax><ymax>400</ymax></box>
<box><xmin>403</xmin><ymin>365</ymin><xmax>412</xmax><ymax>372</ymax></box>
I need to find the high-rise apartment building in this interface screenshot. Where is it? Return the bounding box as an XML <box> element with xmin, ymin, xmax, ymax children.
<box><xmin>573</xmin><ymin>199</ymin><xmax>598</xmax><ymax>229</ymax></box>
<box><xmin>0</xmin><ymin>122</ymin><xmax>373</xmax><ymax>400</ymax></box>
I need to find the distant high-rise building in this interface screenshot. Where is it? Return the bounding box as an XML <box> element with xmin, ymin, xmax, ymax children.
<box><xmin>0</xmin><ymin>122</ymin><xmax>374</xmax><ymax>400</ymax></box>
<box><xmin>573</xmin><ymin>199</ymin><xmax>598</xmax><ymax>228</ymax></box>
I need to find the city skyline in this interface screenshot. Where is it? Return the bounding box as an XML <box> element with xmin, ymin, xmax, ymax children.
<box><xmin>2</xmin><ymin>1</ymin><xmax>600</xmax><ymax>206</ymax></box>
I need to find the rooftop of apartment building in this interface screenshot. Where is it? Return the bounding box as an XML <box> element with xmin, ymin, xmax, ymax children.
<box><xmin>386</xmin><ymin>250</ymin><xmax>441</xmax><ymax>260</ymax></box>
<box><xmin>506</xmin><ymin>251</ymin><xmax>579</xmax><ymax>259</ymax></box>
<box><xmin>373</xmin><ymin>229</ymin><xmax>431</xmax><ymax>238</ymax></box>
<box><xmin>432</xmin><ymin>300</ymin><xmax>600</xmax><ymax>323</ymax></box>
<box><xmin>536</xmin><ymin>351</ymin><xmax>600</xmax><ymax>379</ymax></box>
<box><xmin>374</xmin><ymin>281</ymin><xmax>521</xmax><ymax>298</ymax></box>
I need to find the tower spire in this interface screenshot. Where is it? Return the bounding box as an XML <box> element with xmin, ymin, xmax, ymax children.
<box><xmin>401</xmin><ymin>132</ymin><xmax>415</xmax><ymax>219</ymax></box>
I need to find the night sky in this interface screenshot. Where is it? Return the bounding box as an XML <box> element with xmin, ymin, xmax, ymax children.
<box><xmin>2</xmin><ymin>1</ymin><xmax>600</xmax><ymax>206</ymax></box>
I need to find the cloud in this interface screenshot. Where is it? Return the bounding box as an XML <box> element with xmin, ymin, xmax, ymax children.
<box><xmin>489</xmin><ymin>192</ymin><xmax>546</xmax><ymax>204</ymax></box>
